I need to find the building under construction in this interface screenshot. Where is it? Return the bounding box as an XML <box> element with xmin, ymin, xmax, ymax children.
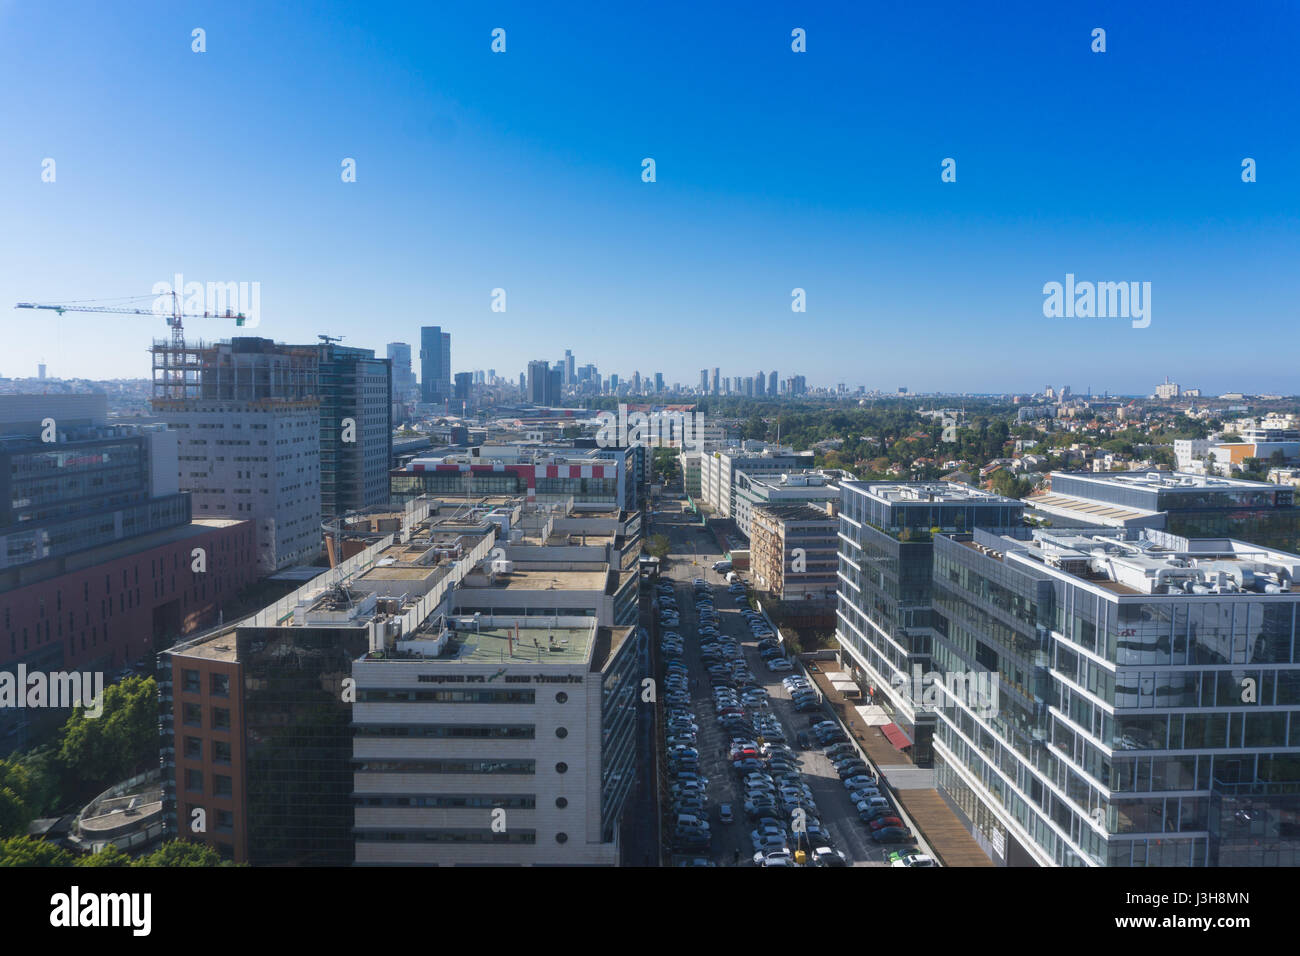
<box><xmin>151</xmin><ymin>337</ymin><xmax>322</xmax><ymax>573</ymax></box>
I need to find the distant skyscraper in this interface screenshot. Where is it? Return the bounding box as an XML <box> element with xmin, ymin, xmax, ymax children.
<box><xmin>564</xmin><ymin>349</ymin><xmax>575</xmax><ymax>385</ymax></box>
<box><xmin>455</xmin><ymin>371</ymin><xmax>473</xmax><ymax>402</ymax></box>
<box><xmin>527</xmin><ymin>360</ymin><xmax>550</xmax><ymax>405</ymax></box>
<box><xmin>314</xmin><ymin>343</ymin><xmax>392</xmax><ymax>519</ymax></box>
<box><xmin>420</xmin><ymin>326</ymin><xmax>451</xmax><ymax>405</ymax></box>
<box><xmin>755</xmin><ymin>370</ymin><xmax>765</xmax><ymax>397</ymax></box>
<box><xmin>655</xmin><ymin>372</ymin><xmax>664</xmax><ymax>392</ymax></box>
<box><xmin>386</xmin><ymin>342</ymin><xmax>416</xmax><ymax>403</ymax></box>
<box><xmin>711</xmin><ymin>368</ymin><xmax>720</xmax><ymax>394</ymax></box>
<box><xmin>699</xmin><ymin>369</ymin><xmax>708</xmax><ymax>392</ymax></box>
<box><xmin>768</xmin><ymin>370</ymin><xmax>778</xmax><ymax>395</ymax></box>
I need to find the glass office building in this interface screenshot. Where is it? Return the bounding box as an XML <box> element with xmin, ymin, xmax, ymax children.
<box><xmin>930</xmin><ymin>526</ymin><xmax>1300</xmax><ymax>866</ymax></box>
<box><xmin>836</xmin><ymin>483</ymin><xmax>1024</xmax><ymax>731</ymax></box>
<box><xmin>1049</xmin><ymin>471</ymin><xmax>1299</xmax><ymax>552</ymax></box>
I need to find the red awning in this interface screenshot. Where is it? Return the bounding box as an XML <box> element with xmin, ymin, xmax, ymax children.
<box><xmin>880</xmin><ymin>723</ymin><xmax>913</xmax><ymax>750</ymax></box>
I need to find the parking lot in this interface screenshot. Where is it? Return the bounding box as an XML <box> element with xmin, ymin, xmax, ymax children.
<box><xmin>650</xmin><ymin>500</ymin><xmax>933</xmax><ymax>868</ymax></box>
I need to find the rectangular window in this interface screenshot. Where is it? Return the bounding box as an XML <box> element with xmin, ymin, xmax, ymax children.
<box><xmin>184</xmin><ymin>736</ymin><xmax>202</xmax><ymax>759</ymax></box>
<box><xmin>182</xmin><ymin>703</ymin><xmax>202</xmax><ymax>727</ymax></box>
<box><xmin>210</xmin><ymin>673</ymin><xmax>230</xmax><ymax>697</ymax></box>
<box><xmin>182</xmin><ymin>669</ymin><xmax>201</xmax><ymax>693</ymax></box>
<box><xmin>185</xmin><ymin>769</ymin><xmax>203</xmax><ymax>793</ymax></box>
<box><xmin>212</xmin><ymin>708</ymin><xmax>231</xmax><ymax>731</ymax></box>
<box><xmin>214</xmin><ymin>775</ymin><xmax>233</xmax><ymax>797</ymax></box>
<box><xmin>214</xmin><ymin>740</ymin><xmax>232</xmax><ymax>764</ymax></box>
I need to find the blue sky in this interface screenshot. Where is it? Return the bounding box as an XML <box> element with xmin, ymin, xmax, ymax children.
<box><xmin>1</xmin><ymin>0</ymin><xmax>1297</xmax><ymax>394</ymax></box>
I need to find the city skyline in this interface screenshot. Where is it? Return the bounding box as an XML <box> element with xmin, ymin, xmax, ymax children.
<box><xmin>1</xmin><ymin>1</ymin><xmax>1296</xmax><ymax>393</ymax></box>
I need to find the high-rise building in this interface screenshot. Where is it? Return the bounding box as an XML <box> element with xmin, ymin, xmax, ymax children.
<box><xmin>455</xmin><ymin>371</ymin><xmax>473</xmax><ymax>401</ymax></box>
<box><xmin>699</xmin><ymin>370</ymin><xmax>708</xmax><ymax>392</ymax></box>
<box><xmin>152</xmin><ymin>336</ymin><xmax>321</xmax><ymax>572</ymax></box>
<box><xmin>420</xmin><ymin>326</ymin><xmax>451</xmax><ymax>405</ymax></box>
<box><xmin>654</xmin><ymin>372</ymin><xmax>664</xmax><ymax>392</ymax></box>
<box><xmin>755</xmin><ymin>370</ymin><xmax>766</xmax><ymax>397</ymax></box>
<box><xmin>711</xmin><ymin>368</ymin><xmax>720</xmax><ymax>395</ymax></box>
<box><xmin>526</xmin><ymin>360</ymin><xmax>550</xmax><ymax>405</ymax></box>
<box><xmin>313</xmin><ymin>343</ymin><xmax>392</xmax><ymax>520</ymax></box>
<box><xmin>386</xmin><ymin>342</ymin><xmax>416</xmax><ymax>403</ymax></box>
<box><xmin>564</xmin><ymin>349</ymin><xmax>575</xmax><ymax>385</ymax></box>
<box><xmin>769</xmin><ymin>370</ymin><xmax>778</xmax><ymax>395</ymax></box>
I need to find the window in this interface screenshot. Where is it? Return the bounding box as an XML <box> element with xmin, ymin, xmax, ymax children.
<box><xmin>214</xmin><ymin>775</ymin><xmax>233</xmax><ymax>797</ymax></box>
<box><xmin>215</xmin><ymin>810</ymin><xmax>234</xmax><ymax>833</ymax></box>
<box><xmin>184</xmin><ymin>736</ymin><xmax>202</xmax><ymax>759</ymax></box>
<box><xmin>182</xmin><ymin>669</ymin><xmax>201</xmax><ymax>693</ymax></box>
<box><xmin>212</xmin><ymin>707</ymin><xmax>231</xmax><ymax>731</ymax></box>
<box><xmin>185</xmin><ymin>769</ymin><xmax>203</xmax><ymax>793</ymax></box>
<box><xmin>214</xmin><ymin>740</ymin><xmax>232</xmax><ymax>764</ymax></box>
<box><xmin>182</xmin><ymin>703</ymin><xmax>202</xmax><ymax>727</ymax></box>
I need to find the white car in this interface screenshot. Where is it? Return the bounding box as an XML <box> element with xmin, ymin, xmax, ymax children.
<box><xmin>767</xmin><ymin>659</ymin><xmax>794</xmax><ymax>672</ymax></box>
<box><xmin>753</xmin><ymin>848</ymin><xmax>793</xmax><ymax>866</ymax></box>
<box><xmin>891</xmin><ymin>854</ymin><xmax>937</xmax><ymax>867</ymax></box>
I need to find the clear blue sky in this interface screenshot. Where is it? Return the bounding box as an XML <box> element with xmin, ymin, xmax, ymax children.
<box><xmin>1</xmin><ymin>0</ymin><xmax>1296</xmax><ymax>394</ymax></box>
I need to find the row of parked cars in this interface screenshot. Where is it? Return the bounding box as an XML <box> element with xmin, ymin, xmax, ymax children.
<box><xmin>659</xmin><ymin>578</ymin><xmax>715</xmax><ymax>854</ymax></box>
<box><xmin>805</xmin><ymin>717</ymin><xmax>917</xmax><ymax>845</ymax></box>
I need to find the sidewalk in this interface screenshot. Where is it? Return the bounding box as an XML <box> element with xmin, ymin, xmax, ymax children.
<box><xmin>808</xmin><ymin>667</ymin><xmax>995</xmax><ymax>867</ymax></box>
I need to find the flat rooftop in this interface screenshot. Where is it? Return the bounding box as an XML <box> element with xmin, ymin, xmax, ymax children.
<box><xmin>438</xmin><ymin>625</ymin><xmax>593</xmax><ymax>664</ymax></box>
<box><xmin>171</xmin><ymin>629</ymin><xmax>239</xmax><ymax>662</ymax></box>
<box><xmin>1026</xmin><ymin>493</ymin><xmax>1160</xmax><ymax>525</ymax></box>
<box><xmin>459</xmin><ymin>567</ymin><xmax>608</xmax><ymax>591</ymax></box>
<box><xmin>846</xmin><ymin>481</ymin><xmax>1019</xmax><ymax>505</ymax></box>
<box><xmin>1053</xmin><ymin>470</ymin><xmax>1280</xmax><ymax>492</ymax></box>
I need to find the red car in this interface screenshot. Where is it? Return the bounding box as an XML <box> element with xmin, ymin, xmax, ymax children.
<box><xmin>870</xmin><ymin>816</ymin><xmax>904</xmax><ymax>831</ymax></box>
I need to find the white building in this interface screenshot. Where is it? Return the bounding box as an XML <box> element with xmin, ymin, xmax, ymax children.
<box><xmin>352</xmin><ymin>616</ymin><xmax>641</xmax><ymax>865</ymax></box>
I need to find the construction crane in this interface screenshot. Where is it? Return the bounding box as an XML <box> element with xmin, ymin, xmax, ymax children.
<box><xmin>15</xmin><ymin>293</ymin><xmax>248</xmax><ymax>353</ymax></box>
<box><xmin>318</xmin><ymin>334</ymin><xmax>345</xmax><ymax>345</ymax></box>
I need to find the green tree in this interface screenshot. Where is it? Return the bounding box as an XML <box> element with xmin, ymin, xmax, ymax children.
<box><xmin>134</xmin><ymin>840</ymin><xmax>226</xmax><ymax>867</ymax></box>
<box><xmin>58</xmin><ymin>676</ymin><xmax>159</xmax><ymax>796</ymax></box>
<box><xmin>76</xmin><ymin>844</ymin><xmax>131</xmax><ymax>867</ymax></box>
<box><xmin>647</xmin><ymin>534</ymin><xmax>671</xmax><ymax>560</ymax></box>
<box><xmin>0</xmin><ymin>835</ymin><xmax>73</xmax><ymax>866</ymax></box>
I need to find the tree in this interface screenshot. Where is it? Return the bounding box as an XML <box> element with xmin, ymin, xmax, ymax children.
<box><xmin>58</xmin><ymin>676</ymin><xmax>159</xmax><ymax>797</ymax></box>
<box><xmin>134</xmin><ymin>840</ymin><xmax>226</xmax><ymax>867</ymax></box>
<box><xmin>76</xmin><ymin>844</ymin><xmax>130</xmax><ymax>867</ymax></box>
<box><xmin>0</xmin><ymin>835</ymin><xmax>73</xmax><ymax>867</ymax></box>
<box><xmin>647</xmin><ymin>534</ymin><xmax>671</xmax><ymax>560</ymax></box>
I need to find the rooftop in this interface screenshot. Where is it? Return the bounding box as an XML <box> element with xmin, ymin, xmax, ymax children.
<box><xmin>416</xmin><ymin>624</ymin><xmax>593</xmax><ymax>664</ymax></box>
<box><xmin>846</xmin><ymin>481</ymin><xmax>1020</xmax><ymax>505</ymax></box>
<box><xmin>1053</xmin><ymin>470</ymin><xmax>1281</xmax><ymax>492</ymax></box>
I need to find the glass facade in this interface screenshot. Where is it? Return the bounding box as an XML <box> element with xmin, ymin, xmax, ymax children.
<box><xmin>928</xmin><ymin>532</ymin><xmax>1300</xmax><ymax>867</ymax></box>
<box><xmin>239</xmin><ymin>625</ymin><xmax>372</xmax><ymax>866</ymax></box>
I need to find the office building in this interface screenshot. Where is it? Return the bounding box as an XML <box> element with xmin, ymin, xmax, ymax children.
<box><xmin>151</xmin><ymin>336</ymin><xmax>322</xmax><ymax>572</ymax></box>
<box><xmin>1031</xmin><ymin>472</ymin><xmax>1299</xmax><ymax>552</ymax></box>
<box><xmin>160</xmin><ymin>513</ymin><xmax>496</xmax><ymax>863</ymax></box>
<box><xmin>313</xmin><ymin>343</ymin><xmax>392</xmax><ymax>520</ymax></box>
<box><xmin>733</xmin><ymin>470</ymin><xmax>844</xmax><ymax>540</ymax></box>
<box><xmin>386</xmin><ymin>342</ymin><xmax>417</xmax><ymax>403</ymax></box>
<box><xmin>352</xmin><ymin>614</ymin><xmax>641</xmax><ymax>865</ymax></box>
<box><xmin>0</xmin><ymin>395</ymin><xmax>255</xmax><ymax>681</ymax></box>
<box><xmin>930</xmin><ymin>526</ymin><xmax>1300</xmax><ymax>867</ymax></box>
<box><xmin>699</xmin><ymin>447</ymin><xmax>813</xmax><ymax>518</ymax></box>
<box><xmin>420</xmin><ymin>326</ymin><xmax>452</xmax><ymax>405</ymax></box>
<box><xmin>834</xmin><ymin>482</ymin><xmax>1025</xmax><ymax>761</ymax></box>
<box><xmin>755</xmin><ymin>371</ymin><xmax>765</xmax><ymax>397</ymax></box>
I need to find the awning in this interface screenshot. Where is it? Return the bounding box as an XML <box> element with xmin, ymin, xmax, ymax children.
<box><xmin>880</xmin><ymin>723</ymin><xmax>913</xmax><ymax>750</ymax></box>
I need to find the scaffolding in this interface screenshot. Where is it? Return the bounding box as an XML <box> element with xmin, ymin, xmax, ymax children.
<box><xmin>150</xmin><ymin>337</ymin><xmax>319</xmax><ymax>404</ymax></box>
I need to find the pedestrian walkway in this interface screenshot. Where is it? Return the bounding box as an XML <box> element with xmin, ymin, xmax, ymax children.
<box><xmin>807</xmin><ymin>666</ymin><xmax>995</xmax><ymax>867</ymax></box>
